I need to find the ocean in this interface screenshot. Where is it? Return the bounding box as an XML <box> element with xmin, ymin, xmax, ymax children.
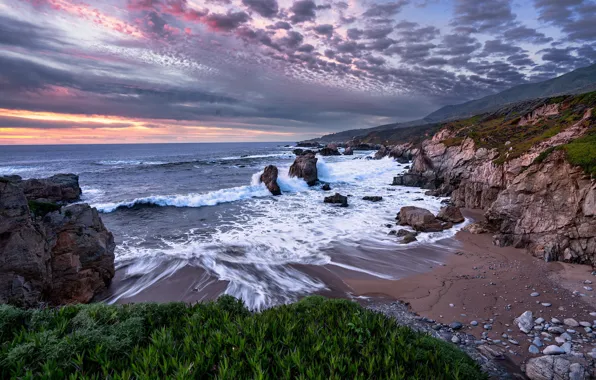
<box><xmin>0</xmin><ymin>143</ymin><xmax>464</xmax><ymax>309</ymax></box>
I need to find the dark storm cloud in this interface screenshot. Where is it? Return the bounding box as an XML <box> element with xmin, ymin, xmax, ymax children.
<box><xmin>267</xmin><ymin>21</ymin><xmax>291</xmax><ymax>30</ymax></box>
<box><xmin>313</xmin><ymin>24</ymin><xmax>334</xmax><ymax>37</ymax></box>
<box><xmin>242</xmin><ymin>0</ymin><xmax>279</xmax><ymax>18</ymax></box>
<box><xmin>362</xmin><ymin>1</ymin><xmax>409</xmax><ymax>17</ymax></box>
<box><xmin>289</xmin><ymin>0</ymin><xmax>318</xmax><ymax>23</ymax></box>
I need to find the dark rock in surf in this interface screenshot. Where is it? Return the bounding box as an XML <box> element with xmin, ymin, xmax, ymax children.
<box><xmin>293</xmin><ymin>149</ymin><xmax>304</xmax><ymax>155</ymax></box>
<box><xmin>343</xmin><ymin>146</ymin><xmax>354</xmax><ymax>155</ymax></box>
<box><xmin>321</xmin><ymin>184</ymin><xmax>331</xmax><ymax>191</ymax></box>
<box><xmin>324</xmin><ymin>193</ymin><xmax>348</xmax><ymax>207</ymax></box>
<box><xmin>398</xmin><ymin>206</ymin><xmax>446</xmax><ymax>232</ymax></box>
<box><xmin>363</xmin><ymin>196</ymin><xmax>383</xmax><ymax>202</ymax></box>
<box><xmin>296</xmin><ymin>141</ymin><xmax>320</xmax><ymax>148</ymax></box>
<box><xmin>437</xmin><ymin>206</ymin><xmax>465</xmax><ymax>224</ymax></box>
<box><xmin>319</xmin><ymin>145</ymin><xmax>341</xmax><ymax>156</ymax></box>
<box><xmin>374</xmin><ymin>145</ymin><xmax>390</xmax><ymax>160</ymax></box>
<box><xmin>260</xmin><ymin>165</ymin><xmax>281</xmax><ymax>196</ymax></box>
<box><xmin>289</xmin><ymin>152</ymin><xmax>318</xmax><ymax>186</ymax></box>
<box><xmin>400</xmin><ymin>233</ymin><xmax>418</xmax><ymax>244</ymax></box>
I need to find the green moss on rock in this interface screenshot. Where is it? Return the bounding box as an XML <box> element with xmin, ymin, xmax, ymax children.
<box><xmin>27</xmin><ymin>200</ymin><xmax>61</xmax><ymax>217</ymax></box>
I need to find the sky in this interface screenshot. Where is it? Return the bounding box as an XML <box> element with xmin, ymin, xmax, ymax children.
<box><xmin>0</xmin><ymin>0</ymin><xmax>595</xmax><ymax>144</ymax></box>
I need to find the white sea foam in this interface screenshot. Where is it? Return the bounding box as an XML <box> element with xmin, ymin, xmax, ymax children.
<box><xmin>111</xmin><ymin>153</ymin><xmax>466</xmax><ymax>309</ymax></box>
<box><xmin>95</xmin><ymin>184</ymin><xmax>272</xmax><ymax>213</ymax></box>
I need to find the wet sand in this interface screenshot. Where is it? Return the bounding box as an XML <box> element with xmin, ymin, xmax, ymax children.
<box><xmin>106</xmin><ymin>209</ymin><xmax>596</xmax><ymax>367</ymax></box>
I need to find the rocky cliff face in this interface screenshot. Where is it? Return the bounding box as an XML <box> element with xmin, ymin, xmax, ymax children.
<box><xmin>391</xmin><ymin>97</ymin><xmax>596</xmax><ymax>264</ymax></box>
<box><xmin>0</xmin><ymin>177</ymin><xmax>115</xmax><ymax>307</ymax></box>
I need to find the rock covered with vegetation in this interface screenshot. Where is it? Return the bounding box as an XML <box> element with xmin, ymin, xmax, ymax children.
<box><xmin>393</xmin><ymin>91</ymin><xmax>596</xmax><ymax>264</ymax></box>
<box><xmin>0</xmin><ymin>176</ymin><xmax>114</xmax><ymax>307</ymax></box>
<box><xmin>0</xmin><ymin>296</ymin><xmax>485</xmax><ymax>379</ymax></box>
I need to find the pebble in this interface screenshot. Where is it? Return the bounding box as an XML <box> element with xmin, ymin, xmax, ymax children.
<box><xmin>535</xmin><ymin>317</ymin><xmax>545</xmax><ymax>324</ymax></box>
<box><xmin>541</xmin><ymin>303</ymin><xmax>552</xmax><ymax>307</ymax></box>
<box><xmin>584</xmin><ymin>286</ymin><xmax>593</xmax><ymax>291</ymax></box>
<box><xmin>484</xmin><ymin>324</ymin><xmax>492</xmax><ymax>330</ymax></box>
<box><xmin>563</xmin><ymin>318</ymin><xmax>579</xmax><ymax>327</ymax></box>
<box><xmin>548</xmin><ymin>326</ymin><xmax>565</xmax><ymax>334</ymax></box>
<box><xmin>590</xmin><ymin>312</ymin><xmax>596</xmax><ymax>317</ymax></box>
<box><xmin>451</xmin><ymin>336</ymin><xmax>460</xmax><ymax>344</ymax></box>
<box><xmin>560</xmin><ymin>332</ymin><xmax>572</xmax><ymax>341</ymax></box>
<box><xmin>470</xmin><ymin>320</ymin><xmax>478</xmax><ymax>326</ymax></box>
<box><xmin>543</xmin><ymin>345</ymin><xmax>566</xmax><ymax>355</ymax></box>
<box><xmin>432</xmin><ymin>324</ymin><xmax>442</xmax><ymax>331</ymax></box>
<box><xmin>508</xmin><ymin>339</ymin><xmax>519</xmax><ymax>345</ymax></box>
<box><xmin>530</xmin><ymin>292</ymin><xmax>540</xmax><ymax>297</ymax></box>
<box><xmin>585</xmin><ymin>280</ymin><xmax>593</xmax><ymax>284</ymax></box>
<box><xmin>449</xmin><ymin>322</ymin><xmax>463</xmax><ymax>330</ymax></box>
<box><xmin>532</xmin><ymin>337</ymin><xmax>543</xmax><ymax>347</ymax></box>
<box><xmin>529</xmin><ymin>345</ymin><xmax>540</xmax><ymax>354</ymax></box>
<box><xmin>580</xmin><ymin>321</ymin><xmax>591</xmax><ymax>327</ymax></box>
<box><xmin>551</xmin><ymin>318</ymin><xmax>561</xmax><ymax>324</ymax></box>
<box><xmin>449</xmin><ymin>303</ymin><xmax>454</xmax><ymax>307</ymax></box>
<box><xmin>555</xmin><ymin>337</ymin><xmax>566</xmax><ymax>344</ymax></box>
<box><xmin>562</xmin><ymin>342</ymin><xmax>572</xmax><ymax>353</ymax></box>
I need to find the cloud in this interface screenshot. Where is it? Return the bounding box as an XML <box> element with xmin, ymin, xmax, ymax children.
<box><xmin>312</xmin><ymin>24</ymin><xmax>334</xmax><ymax>37</ymax></box>
<box><xmin>363</xmin><ymin>1</ymin><xmax>409</xmax><ymax>17</ymax></box>
<box><xmin>203</xmin><ymin>11</ymin><xmax>251</xmax><ymax>32</ymax></box>
<box><xmin>242</xmin><ymin>0</ymin><xmax>279</xmax><ymax>18</ymax></box>
<box><xmin>289</xmin><ymin>0</ymin><xmax>318</xmax><ymax>23</ymax></box>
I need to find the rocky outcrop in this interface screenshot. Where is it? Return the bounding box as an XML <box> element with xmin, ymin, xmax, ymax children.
<box><xmin>519</xmin><ymin>103</ymin><xmax>559</xmax><ymax>126</ymax></box>
<box><xmin>398</xmin><ymin>206</ymin><xmax>450</xmax><ymax>232</ymax></box>
<box><xmin>260</xmin><ymin>165</ymin><xmax>281</xmax><ymax>195</ymax></box>
<box><xmin>374</xmin><ymin>145</ymin><xmax>390</xmax><ymax>159</ymax></box>
<box><xmin>324</xmin><ymin>193</ymin><xmax>348</xmax><ymax>207</ymax></box>
<box><xmin>396</xmin><ymin>103</ymin><xmax>595</xmax><ymax>264</ymax></box>
<box><xmin>486</xmin><ymin>150</ymin><xmax>596</xmax><ymax>264</ymax></box>
<box><xmin>319</xmin><ymin>145</ymin><xmax>341</xmax><ymax>156</ymax></box>
<box><xmin>20</xmin><ymin>174</ymin><xmax>82</xmax><ymax>203</ymax></box>
<box><xmin>0</xmin><ymin>179</ymin><xmax>115</xmax><ymax>307</ymax></box>
<box><xmin>289</xmin><ymin>152</ymin><xmax>318</xmax><ymax>186</ymax></box>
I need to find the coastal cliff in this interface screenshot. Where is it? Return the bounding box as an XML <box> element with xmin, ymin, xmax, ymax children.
<box><xmin>389</xmin><ymin>92</ymin><xmax>596</xmax><ymax>264</ymax></box>
<box><xmin>0</xmin><ymin>175</ymin><xmax>115</xmax><ymax>307</ymax></box>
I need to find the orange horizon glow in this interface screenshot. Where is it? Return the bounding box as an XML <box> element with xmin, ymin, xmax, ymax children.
<box><xmin>0</xmin><ymin>109</ymin><xmax>297</xmax><ymax>145</ymax></box>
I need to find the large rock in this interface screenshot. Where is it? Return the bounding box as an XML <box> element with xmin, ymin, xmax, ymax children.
<box><xmin>525</xmin><ymin>355</ymin><xmax>587</xmax><ymax>380</ymax></box>
<box><xmin>436</xmin><ymin>206</ymin><xmax>465</xmax><ymax>223</ymax></box>
<box><xmin>319</xmin><ymin>145</ymin><xmax>341</xmax><ymax>156</ymax></box>
<box><xmin>0</xmin><ymin>179</ymin><xmax>115</xmax><ymax>307</ymax></box>
<box><xmin>21</xmin><ymin>173</ymin><xmax>82</xmax><ymax>203</ymax></box>
<box><xmin>324</xmin><ymin>193</ymin><xmax>348</xmax><ymax>207</ymax></box>
<box><xmin>289</xmin><ymin>152</ymin><xmax>318</xmax><ymax>186</ymax></box>
<box><xmin>398</xmin><ymin>206</ymin><xmax>446</xmax><ymax>232</ymax></box>
<box><xmin>260</xmin><ymin>165</ymin><xmax>281</xmax><ymax>196</ymax></box>
<box><xmin>374</xmin><ymin>145</ymin><xmax>390</xmax><ymax>159</ymax></box>
<box><xmin>343</xmin><ymin>146</ymin><xmax>354</xmax><ymax>155</ymax></box>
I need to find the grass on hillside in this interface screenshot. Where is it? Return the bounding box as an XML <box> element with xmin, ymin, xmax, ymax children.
<box><xmin>0</xmin><ymin>296</ymin><xmax>486</xmax><ymax>379</ymax></box>
<box><xmin>560</xmin><ymin>131</ymin><xmax>596</xmax><ymax>177</ymax></box>
<box><xmin>439</xmin><ymin>91</ymin><xmax>596</xmax><ymax>166</ymax></box>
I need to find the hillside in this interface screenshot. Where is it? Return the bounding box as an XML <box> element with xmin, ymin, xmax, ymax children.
<box><xmin>312</xmin><ymin>63</ymin><xmax>596</xmax><ymax>144</ymax></box>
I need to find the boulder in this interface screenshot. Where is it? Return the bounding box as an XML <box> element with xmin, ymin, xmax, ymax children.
<box><xmin>319</xmin><ymin>146</ymin><xmax>341</xmax><ymax>156</ymax></box>
<box><xmin>292</xmin><ymin>149</ymin><xmax>304</xmax><ymax>155</ymax></box>
<box><xmin>362</xmin><ymin>196</ymin><xmax>383</xmax><ymax>202</ymax></box>
<box><xmin>321</xmin><ymin>184</ymin><xmax>331</xmax><ymax>191</ymax></box>
<box><xmin>324</xmin><ymin>193</ymin><xmax>348</xmax><ymax>207</ymax></box>
<box><xmin>462</xmin><ymin>222</ymin><xmax>491</xmax><ymax>234</ymax></box>
<box><xmin>392</xmin><ymin>174</ymin><xmax>428</xmax><ymax>187</ymax></box>
<box><xmin>401</xmin><ymin>233</ymin><xmax>417</xmax><ymax>244</ymax></box>
<box><xmin>525</xmin><ymin>355</ymin><xmax>587</xmax><ymax>380</ymax></box>
<box><xmin>398</xmin><ymin>206</ymin><xmax>446</xmax><ymax>232</ymax></box>
<box><xmin>260</xmin><ymin>165</ymin><xmax>281</xmax><ymax>196</ymax></box>
<box><xmin>436</xmin><ymin>206</ymin><xmax>465</xmax><ymax>223</ymax></box>
<box><xmin>289</xmin><ymin>152</ymin><xmax>318</xmax><ymax>186</ymax></box>
<box><xmin>343</xmin><ymin>146</ymin><xmax>354</xmax><ymax>155</ymax></box>
<box><xmin>515</xmin><ymin>311</ymin><xmax>533</xmax><ymax>334</ymax></box>
<box><xmin>374</xmin><ymin>145</ymin><xmax>390</xmax><ymax>160</ymax></box>
<box><xmin>21</xmin><ymin>173</ymin><xmax>82</xmax><ymax>203</ymax></box>
<box><xmin>0</xmin><ymin>179</ymin><xmax>115</xmax><ymax>307</ymax></box>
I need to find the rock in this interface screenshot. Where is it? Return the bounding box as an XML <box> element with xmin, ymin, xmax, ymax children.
<box><xmin>470</xmin><ymin>320</ymin><xmax>478</xmax><ymax>326</ymax></box>
<box><xmin>451</xmin><ymin>336</ymin><xmax>460</xmax><ymax>344</ymax></box>
<box><xmin>543</xmin><ymin>345</ymin><xmax>566</xmax><ymax>355</ymax></box>
<box><xmin>483</xmin><ymin>324</ymin><xmax>492</xmax><ymax>330</ymax></box>
<box><xmin>548</xmin><ymin>326</ymin><xmax>566</xmax><ymax>334</ymax></box>
<box><xmin>564</xmin><ymin>318</ymin><xmax>580</xmax><ymax>327</ymax></box>
<box><xmin>319</xmin><ymin>146</ymin><xmax>341</xmax><ymax>156</ymax></box>
<box><xmin>391</xmin><ymin>173</ymin><xmax>428</xmax><ymax>187</ymax></box>
<box><xmin>0</xmin><ymin>181</ymin><xmax>115</xmax><ymax>306</ymax></box>
<box><xmin>398</xmin><ymin>206</ymin><xmax>446</xmax><ymax>232</ymax></box>
<box><xmin>462</xmin><ymin>222</ymin><xmax>491</xmax><ymax>234</ymax></box>
<box><xmin>526</xmin><ymin>355</ymin><xmax>587</xmax><ymax>380</ymax></box>
<box><xmin>374</xmin><ymin>145</ymin><xmax>390</xmax><ymax>159</ymax></box>
<box><xmin>531</xmin><ymin>292</ymin><xmax>540</xmax><ymax>297</ymax></box>
<box><xmin>19</xmin><ymin>173</ymin><xmax>82</xmax><ymax>203</ymax></box>
<box><xmin>535</xmin><ymin>317</ymin><xmax>545</xmax><ymax>324</ymax></box>
<box><xmin>395</xmin><ymin>229</ymin><xmax>415</xmax><ymax>237</ymax></box>
<box><xmin>296</xmin><ymin>141</ymin><xmax>320</xmax><ymax>148</ymax></box>
<box><xmin>324</xmin><ymin>193</ymin><xmax>348</xmax><ymax>207</ymax></box>
<box><xmin>289</xmin><ymin>152</ymin><xmax>318</xmax><ymax>186</ymax></box>
<box><xmin>579</xmin><ymin>321</ymin><xmax>591</xmax><ymax>327</ymax></box>
<box><xmin>400</xmin><ymin>234</ymin><xmax>418</xmax><ymax>244</ymax></box>
<box><xmin>515</xmin><ymin>310</ymin><xmax>534</xmax><ymax>333</ymax></box>
<box><xmin>561</xmin><ymin>342</ymin><xmax>572</xmax><ymax>354</ymax></box>
<box><xmin>321</xmin><ymin>184</ymin><xmax>331</xmax><ymax>191</ymax></box>
<box><xmin>449</xmin><ymin>322</ymin><xmax>463</xmax><ymax>330</ymax></box>
<box><xmin>293</xmin><ymin>148</ymin><xmax>304</xmax><ymax>155</ymax></box>
<box><xmin>362</xmin><ymin>196</ymin><xmax>383</xmax><ymax>202</ymax></box>
<box><xmin>343</xmin><ymin>146</ymin><xmax>353</xmax><ymax>155</ymax></box>
<box><xmin>529</xmin><ymin>345</ymin><xmax>540</xmax><ymax>354</ymax></box>
<box><xmin>436</xmin><ymin>206</ymin><xmax>465</xmax><ymax>223</ymax></box>
<box><xmin>260</xmin><ymin>165</ymin><xmax>281</xmax><ymax>196</ymax></box>
<box><xmin>533</xmin><ymin>337</ymin><xmax>543</xmax><ymax>347</ymax></box>
<box><xmin>541</xmin><ymin>303</ymin><xmax>552</xmax><ymax>307</ymax></box>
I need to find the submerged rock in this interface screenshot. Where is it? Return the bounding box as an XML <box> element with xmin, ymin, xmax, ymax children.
<box><xmin>260</xmin><ymin>165</ymin><xmax>282</xmax><ymax>196</ymax></box>
<box><xmin>289</xmin><ymin>152</ymin><xmax>318</xmax><ymax>186</ymax></box>
<box><xmin>324</xmin><ymin>193</ymin><xmax>348</xmax><ymax>207</ymax></box>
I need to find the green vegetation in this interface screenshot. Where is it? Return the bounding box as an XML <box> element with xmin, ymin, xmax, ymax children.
<box><xmin>27</xmin><ymin>200</ymin><xmax>61</xmax><ymax>217</ymax></box>
<box><xmin>439</xmin><ymin>91</ymin><xmax>596</xmax><ymax>165</ymax></box>
<box><xmin>560</xmin><ymin>132</ymin><xmax>596</xmax><ymax>177</ymax></box>
<box><xmin>0</xmin><ymin>296</ymin><xmax>485</xmax><ymax>379</ymax></box>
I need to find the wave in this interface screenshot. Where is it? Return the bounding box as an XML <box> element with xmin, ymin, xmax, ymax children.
<box><xmin>95</xmin><ymin>184</ymin><xmax>272</xmax><ymax>213</ymax></box>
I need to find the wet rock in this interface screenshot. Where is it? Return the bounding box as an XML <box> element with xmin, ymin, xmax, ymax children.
<box><xmin>319</xmin><ymin>145</ymin><xmax>341</xmax><ymax>156</ymax></box>
<box><xmin>374</xmin><ymin>145</ymin><xmax>390</xmax><ymax>159</ymax></box>
<box><xmin>400</xmin><ymin>233</ymin><xmax>418</xmax><ymax>244</ymax></box>
<box><xmin>321</xmin><ymin>184</ymin><xmax>331</xmax><ymax>191</ymax></box>
<box><xmin>436</xmin><ymin>205</ymin><xmax>465</xmax><ymax>224</ymax></box>
<box><xmin>293</xmin><ymin>148</ymin><xmax>304</xmax><ymax>155</ymax></box>
<box><xmin>398</xmin><ymin>206</ymin><xmax>446</xmax><ymax>232</ymax></box>
<box><xmin>362</xmin><ymin>196</ymin><xmax>383</xmax><ymax>202</ymax></box>
<box><xmin>260</xmin><ymin>165</ymin><xmax>281</xmax><ymax>196</ymax></box>
<box><xmin>324</xmin><ymin>193</ymin><xmax>348</xmax><ymax>207</ymax></box>
<box><xmin>391</xmin><ymin>174</ymin><xmax>428</xmax><ymax>187</ymax></box>
<box><xmin>343</xmin><ymin>146</ymin><xmax>353</xmax><ymax>155</ymax></box>
<box><xmin>289</xmin><ymin>152</ymin><xmax>318</xmax><ymax>186</ymax></box>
